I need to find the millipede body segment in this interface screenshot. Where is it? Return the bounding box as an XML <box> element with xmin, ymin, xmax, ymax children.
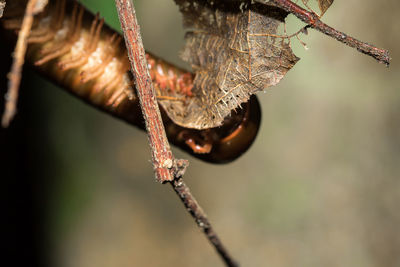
<box><xmin>1</xmin><ymin>0</ymin><xmax>262</xmax><ymax>163</ymax></box>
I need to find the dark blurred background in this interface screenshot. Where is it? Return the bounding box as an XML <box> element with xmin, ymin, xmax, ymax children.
<box><xmin>1</xmin><ymin>0</ymin><xmax>399</xmax><ymax>266</ymax></box>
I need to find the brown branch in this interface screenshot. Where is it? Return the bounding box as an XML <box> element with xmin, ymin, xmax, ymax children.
<box><xmin>1</xmin><ymin>0</ymin><xmax>37</xmax><ymax>127</ymax></box>
<box><xmin>114</xmin><ymin>0</ymin><xmax>175</xmax><ymax>183</ymax></box>
<box><xmin>172</xmin><ymin>176</ymin><xmax>239</xmax><ymax>267</ymax></box>
<box><xmin>114</xmin><ymin>0</ymin><xmax>238</xmax><ymax>266</ymax></box>
<box><xmin>1</xmin><ymin>0</ymin><xmax>48</xmax><ymax>127</ymax></box>
<box><xmin>263</xmin><ymin>0</ymin><xmax>391</xmax><ymax>66</ymax></box>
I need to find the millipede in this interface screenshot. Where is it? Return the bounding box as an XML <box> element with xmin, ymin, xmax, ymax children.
<box><xmin>1</xmin><ymin>0</ymin><xmax>261</xmax><ymax>163</ymax></box>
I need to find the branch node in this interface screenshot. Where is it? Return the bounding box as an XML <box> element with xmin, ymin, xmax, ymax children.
<box><xmin>173</xmin><ymin>158</ymin><xmax>189</xmax><ymax>179</ymax></box>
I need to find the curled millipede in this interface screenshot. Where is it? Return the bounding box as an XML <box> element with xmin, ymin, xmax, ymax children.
<box><xmin>1</xmin><ymin>0</ymin><xmax>261</xmax><ymax>163</ymax></box>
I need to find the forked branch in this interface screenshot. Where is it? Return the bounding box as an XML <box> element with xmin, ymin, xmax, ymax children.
<box><xmin>114</xmin><ymin>0</ymin><xmax>238</xmax><ymax>266</ymax></box>
<box><xmin>263</xmin><ymin>0</ymin><xmax>390</xmax><ymax>66</ymax></box>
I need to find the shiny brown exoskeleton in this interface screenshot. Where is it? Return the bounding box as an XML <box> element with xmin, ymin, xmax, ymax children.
<box><xmin>1</xmin><ymin>0</ymin><xmax>261</xmax><ymax>163</ymax></box>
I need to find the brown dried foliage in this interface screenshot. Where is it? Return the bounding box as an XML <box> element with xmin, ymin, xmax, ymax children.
<box><xmin>317</xmin><ymin>0</ymin><xmax>334</xmax><ymax>15</ymax></box>
<box><xmin>302</xmin><ymin>0</ymin><xmax>334</xmax><ymax>16</ymax></box>
<box><xmin>166</xmin><ymin>0</ymin><xmax>299</xmax><ymax>129</ymax></box>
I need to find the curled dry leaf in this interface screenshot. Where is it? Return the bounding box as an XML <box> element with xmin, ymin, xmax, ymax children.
<box><xmin>318</xmin><ymin>0</ymin><xmax>334</xmax><ymax>16</ymax></box>
<box><xmin>161</xmin><ymin>0</ymin><xmax>299</xmax><ymax>130</ymax></box>
<box><xmin>303</xmin><ymin>0</ymin><xmax>334</xmax><ymax>16</ymax></box>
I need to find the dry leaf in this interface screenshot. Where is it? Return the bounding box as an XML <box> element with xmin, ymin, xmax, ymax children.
<box><xmin>303</xmin><ymin>0</ymin><xmax>334</xmax><ymax>16</ymax></box>
<box><xmin>162</xmin><ymin>0</ymin><xmax>299</xmax><ymax>129</ymax></box>
<box><xmin>318</xmin><ymin>0</ymin><xmax>334</xmax><ymax>16</ymax></box>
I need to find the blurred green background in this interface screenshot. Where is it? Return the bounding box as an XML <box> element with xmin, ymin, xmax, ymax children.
<box><xmin>1</xmin><ymin>1</ymin><xmax>399</xmax><ymax>266</ymax></box>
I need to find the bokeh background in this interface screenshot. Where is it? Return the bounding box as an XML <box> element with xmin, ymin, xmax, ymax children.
<box><xmin>1</xmin><ymin>0</ymin><xmax>399</xmax><ymax>266</ymax></box>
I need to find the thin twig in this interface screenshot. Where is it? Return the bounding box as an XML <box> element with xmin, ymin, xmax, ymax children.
<box><xmin>1</xmin><ymin>0</ymin><xmax>48</xmax><ymax>127</ymax></box>
<box><xmin>172</xmin><ymin>176</ymin><xmax>239</xmax><ymax>267</ymax></box>
<box><xmin>1</xmin><ymin>0</ymin><xmax>38</xmax><ymax>127</ymax></box>
<box><xmin>114</xmin><ymin>1</ymin><xmax>239</xmax><ymax>266</ymax></box>
<box><xmin>262</xmin><ymin>0</ymin><xmax>390</xmax><ymax>66</ymax></box>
